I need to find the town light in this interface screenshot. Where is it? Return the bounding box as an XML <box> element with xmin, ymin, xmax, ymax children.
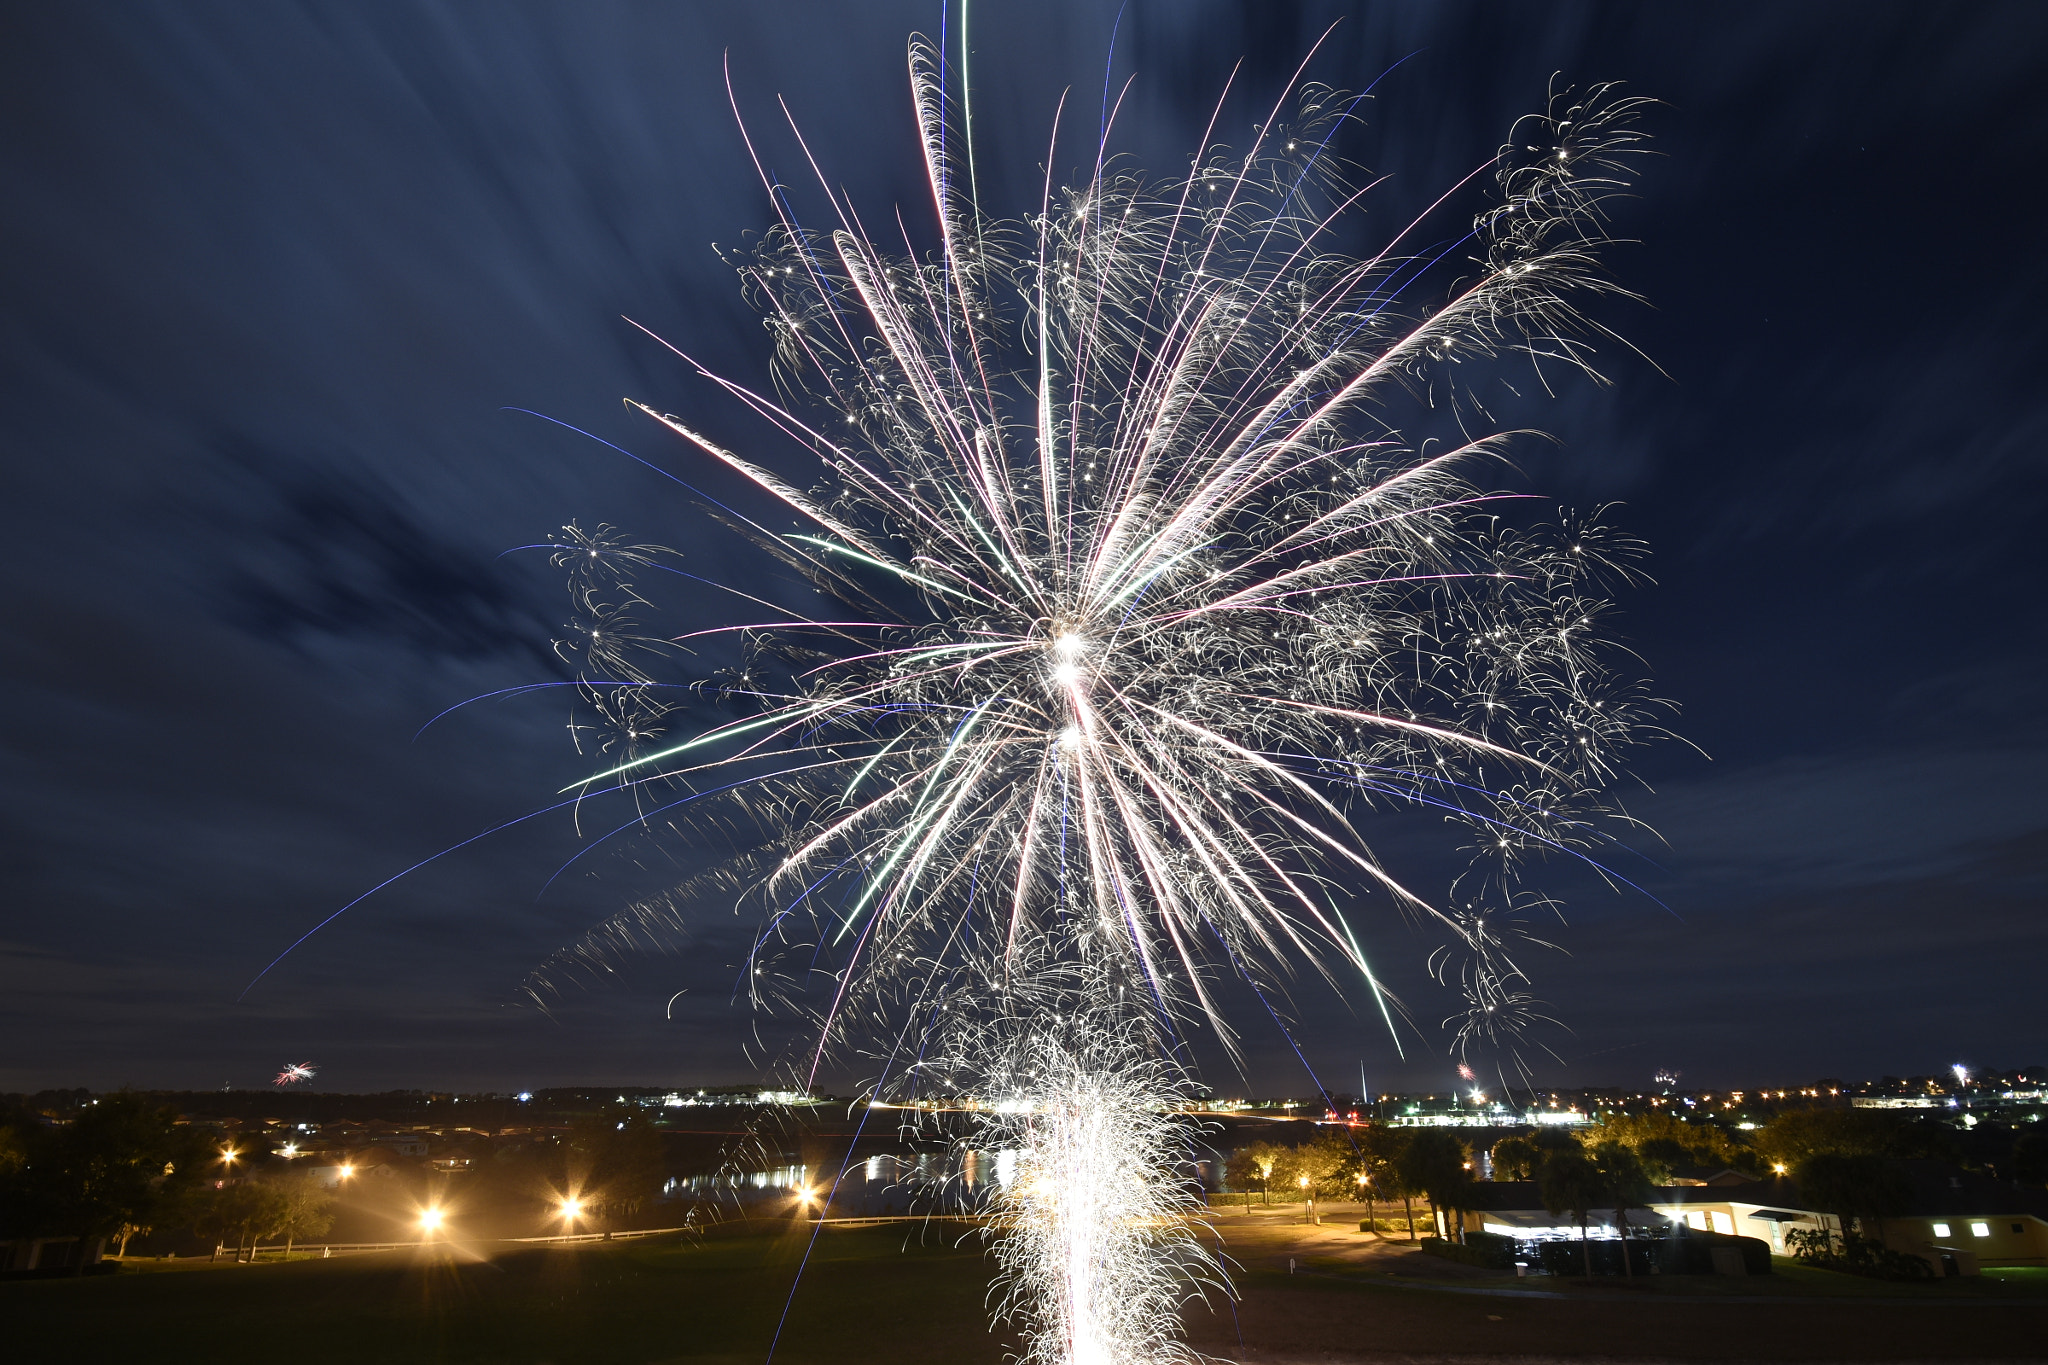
<box><xmin>1772</xmin><ymin>1163</ymin><xmax>1788</xmax><ymax>1176</ymax></box>
<box><xmin>558</xmin><ymin>1197</ymin><xmax>584</xmax><ymax>1222</ymax></box>
<box><xmin>419</xmin><ymin>1207</ymin><xmax>444</xmax><ymax>1235</ymax></box>
<box><xmin>219</xmin><ymin>1146</ymin><xmax>238</xmax><ymax>1166</ymax></box>
<box><xmin>337</xmin><ymin>1163</ymin><xmax>354</xmax><ymax>1179</ymax></box>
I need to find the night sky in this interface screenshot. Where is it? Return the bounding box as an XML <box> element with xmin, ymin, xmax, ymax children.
<box><xmin>5</xmin><ymin>1</ymin><xmax>2045</xmax><ymax>1097</ymax></box>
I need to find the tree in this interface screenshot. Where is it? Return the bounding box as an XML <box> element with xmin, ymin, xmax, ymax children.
<box><xmin>0</xmin><ymin>1092</ymin><xmax>214</xmax><ymax>1265</ymax></box>
<box><xmin>1489</xmin><ymin>1135</ymin><xmax>1540</xmax><ymax>1181</ymax></box>
<box><xmin>566</xmin><ymin>1107</ymin><xmax>667</xmax><ymax>1227</ymax></box>
<box><xmin>204</xmin><ymin>1181</ymin><xmax>289</xmax><ymax>1260</ymax></box>
<box><xmin>1349</xmin><ymin>1126</ymin><xmax>1405</xmax><ymax>1235</ymax></box>
<box><xmin>271</xmin><ymin>1174</ymin><xmax>335</xmax><ymax>1256</ymax></box>
<box><xmin>1272</xmin><ymin>1131</ymin><xmax>1352</xmax><ymax>1197</ymax></box>
<box><xmin>1755</xmin><ymin>1108</ymin><xmax>1953</xmax><ymax>1170</ymax></box>
<box><xmin>1590</xmin><ymin>1141</ymin><xmax>1654</xmax><ymax>1277</ymax></box>
<box><xmin>1226</xmin><ymin>1141</ymin><xmax>1283</xmax><ymax>1205</ymax></box>
<box><xmin>1397</xmin><ymin>1130</ymin><xmax>1474</xmax><ymax>1244</ymax></box>
<box><xmin>1793</xmin><ymin>1152</ymin><xmax>1911</xmax><ymax>1254</ymax></box>
<box><xmin>1538</xmin><ymin>1148</ymin><xmax>1606</xmax><ymax>1280</ymax></box>
<box><xmin>2015</xmin><ymin>1130</ymin><xmax>2048</xmax><ymax>1189</ymax></box>
<box><xmin>1583</xmin><ymin>1109</ymin><xmax>1752</xmax><ymax>1173</ymax></box>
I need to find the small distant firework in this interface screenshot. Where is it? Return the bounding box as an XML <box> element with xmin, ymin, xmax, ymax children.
<box><xmin>1458</xmin><ymin>1063</ymin><xmax>1478</xmax><ymax>1082</ymax></box>
<box><xmin>1951</xmin><ymin>1063</ymin><xmax>1971</xmax><ymax>1088</ymax></box>
<box><xmin>1654</xmin><ymin>1068</ymin><xmax>1681</xmax><ymax>1088</ymax></box>
<box><xmin>273</xmin><ymin>1062</ymin><xmax>317</xmax><ymax>1087</ymax></box>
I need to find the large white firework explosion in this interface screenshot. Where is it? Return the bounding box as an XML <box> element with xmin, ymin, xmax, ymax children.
<box><xmin>537</xmin><ymin>39</ymin><xmax>1660</xmax><ymax>1070</ymax></box>
<box><xmin>516</xmin><ymin>34</ymin><xmax>1660</xmax><ymax>1364</ymax></box>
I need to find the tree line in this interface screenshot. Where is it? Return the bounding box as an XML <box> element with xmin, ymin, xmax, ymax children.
<box><xmin>0</xmin><ymin>1092</ymin><xmax>335</xmax><ymax>1262</ymax></box>
<box><xmin>0</xmin><ymin>1092</ymin><xmax>672</xmax><ymax>1264</ymax></box>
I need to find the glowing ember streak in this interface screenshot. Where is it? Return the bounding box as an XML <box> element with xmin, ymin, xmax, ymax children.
<box><xmin>273</xmin><ymin>1061</ymin><xmax>317</xmax><ymax>1087</ymax></box>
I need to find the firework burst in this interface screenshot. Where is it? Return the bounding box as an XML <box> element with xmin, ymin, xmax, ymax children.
<box><xmin>495</xmin><ymin>35</ymin><xmax>1662</xmax><ymax>1365</ymax></box>
<box><xmin>533</xmin><ymin>41</ymin><xmax>1662</xmax><ymax>1083</ymax></box>
<box><xmin>273</xmin><ymin>1061</ymin><xmax>317</xmax><ymax>1087</ymax></box>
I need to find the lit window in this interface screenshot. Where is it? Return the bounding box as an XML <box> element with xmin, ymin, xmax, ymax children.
<box><xmin>1931</xmin><ymin>1223</ymin><xmax>1951</xmax><ymax>1237</ymax></box>
<box><xmin>1710</xmin><ymin>1212</ymin><xmax>1735</xmax><ymax>1236</ymax></box>
<box><xmin>1970</xmin><ymin>1222</ymin><xmax>1991</xmax><ymax>1238</ymax></box>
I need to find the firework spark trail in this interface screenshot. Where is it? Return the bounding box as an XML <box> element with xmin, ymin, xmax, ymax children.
<box><xmin>273</xmin><ymin>1062</ymin><xmax>316</xmax><ymax>1087</ymax></box>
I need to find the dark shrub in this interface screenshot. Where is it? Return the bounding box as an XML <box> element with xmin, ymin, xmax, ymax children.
<box><xmin>1419</xmin><ymin>1230</ymin><xmax>1516</xmax><ymax>1269</ymax></box>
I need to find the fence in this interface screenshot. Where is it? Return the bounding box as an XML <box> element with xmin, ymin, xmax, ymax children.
<box><xmin>805</xmin><ymin>1215</ymin><xmax>985</xmax><ymax>1228</ymax></box>
<box><xmin>189</xmin><ymin>1225</ymin><xmax>698</xmax><ymax>1262</ymax></box>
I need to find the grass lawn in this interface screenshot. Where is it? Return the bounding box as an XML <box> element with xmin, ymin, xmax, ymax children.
<box><xmin>1526</xmin><ymin>1257</ymin><xmax>2048</xmax><ymax>1300</ymax></box>
<box><xmin>1186</xmin><ymin>1265</ymin><xmax>2048</xmax><ymax>1362</ymax></box>
<box><xmin>12</xmin><ymin>1222</ymin><xmax>2048</xmax><ymax>1362</ymax></box>
<box><xmin>10</xmin><ymin>1223</ymin><xmax>1013</xmax><ymax>1365</ymax></box>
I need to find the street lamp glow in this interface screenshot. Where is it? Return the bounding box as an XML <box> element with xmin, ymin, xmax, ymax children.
<box><xmin>558</xmin><ymin>1197</ymin><xmax>584</xmax><ymax>1221</ymax></box>
<box><xmin>419</xmin><ymin>1207</ymin><xmax>444</xmax><ymax>1235</ymax></box>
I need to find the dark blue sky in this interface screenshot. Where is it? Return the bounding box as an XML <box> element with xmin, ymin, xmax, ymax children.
<box><xmin>3</xmin><ymin>1</ymin><xmax>2044</xmax><ymax>1095</ymax></box>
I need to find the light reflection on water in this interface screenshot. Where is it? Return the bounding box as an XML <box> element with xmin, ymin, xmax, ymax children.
<box><xmin>661</xmin><ymin>1147</ymin><xmax>1023</xmax><ymax>1212</ymax></box>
